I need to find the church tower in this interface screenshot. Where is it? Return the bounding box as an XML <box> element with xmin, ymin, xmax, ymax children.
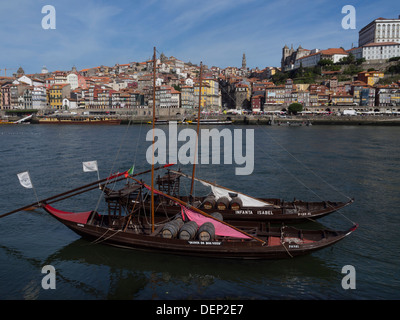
<box><xmin>281</xmin><ymin>44</ymin><xmax>290</xmax><ymax>69</ymax></box>
<box><xmin>242</xmin><ymin>53</ymin><xmax>246</xmax><ymax>70</ymax></box>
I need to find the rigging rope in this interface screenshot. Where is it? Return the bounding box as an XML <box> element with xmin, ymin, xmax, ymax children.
<box><xmin>253</xmin><ymin>122</ymin><xmax>353</xmax><ymax>201</ymax></box>
<box><xmin>230</xmin><ymin>122</ymin><xmax>357</xmax><ymax>225</ymax></box>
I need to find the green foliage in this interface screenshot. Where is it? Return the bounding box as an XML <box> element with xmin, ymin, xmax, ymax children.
<box><xmin>355</xmin><ymin>58</ymin><xmax>366</xmax><ymax>65</ymax></box>
<box><xmin>387</xmin><ymin>61</ymin><xmax>400</xmax><ymax>74</ymax></box>
<box><xmin>338</xmin><ymin>53</ymin><xmax>355</xmax><ymax>65</ymax></box>
<box><xmin>288</xmin><ymin>103</ymin><xmax>303</xmax><ymax>114</ymax></box>
<box><xmin>272</xmin><ymin>71</ymin><xmax>289</xmax><ymax>85</ymax></box>
<box><xmin>318</xmin><ymin>59</ymin><xmax>333</xmax><ymax>66</ymax></box>
<box><xmin>355</xmin><ymin>58</ymin><xmax>367</xmax><ymax>66</ymax></box>
<box><xmin>343</xmin><ymin>64</ymin><xmax>362</xmax><ymax>75</ymax></box>
<box><xmin>388</xmin><ymin>56</ymin><xmax>400</xmax><ymax>62</ymax></box>
<box><xmin>377</xmin><ymin>74</ymin><xmax>400</xmax><ymax>85</ymax></box>
<box><xmin>273</xmin><ymin>65</ymin><xmax>322</xmax><ymax>85</ymax></box>
<box><xmin>324</xmin><ymin>65</ymin><xmax>341</xmax><ymax>71</ymax></box>
<box><xmin>5</xmin><ymin>109</ymin><xmax>38</xmax><ymax>114</ymax></box>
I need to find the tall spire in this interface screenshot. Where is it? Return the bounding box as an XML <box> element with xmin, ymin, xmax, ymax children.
<box><xmin>242</xmin><ymin>53</ymin><xmax>246</xmax><ymax>70</ymax></box>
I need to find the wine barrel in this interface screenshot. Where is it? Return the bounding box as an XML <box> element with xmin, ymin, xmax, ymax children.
<box><xmin>210</xmin><ymin>212</ymin><xmax>223</xmax><ymax>221</ymax></box>
<box><xmin>198</xmin><ymin>222</ymin><xmax>215</xmax><ymax>241</ymax></box>
<box><xmin>178</xmin><ymin>221</ymin><xmax>198</xmax><ymax>240</ymax></box>
<box><xmin>162</xmin><ymin>219</ymin><xmax>184</xmax><ymax>239</ymax></box>
<box><xmin>230</xmin><ymin>197</ymin><xmax>243</xmax><ymax>210</ymax></box>
<box><xmin>216</xmin><ymin>197</ymin><xmax>230</xmax><ymax>210</ymax></box>
<box><xmin>202</xmin><ymin>196</ymin><xmax>216</xmax><ymax>210</ymax></box>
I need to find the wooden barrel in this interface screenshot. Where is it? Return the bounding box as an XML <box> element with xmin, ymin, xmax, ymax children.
<box><xmin>178</xmin><ymin>221</ymin><xmax>198</xmax><ymax>240</ymax></box>
<box><xmin>162</xmin><ymin>219</ymin><xmax>184</xmax><ymax>239</ymax></box>
<box><xmin>216</xmin><ymin>197</ymin><xmax>230</xmax><ymax>210</ymax></box>
<box><xmin>230</xmin><ymin>197</ymin><xmax>243</xmax><ymax>210</ymax></box>
<box><xmin>198</xmin><ymin>222</ymin><xmax>215</xmax><ymax>241</ymax></box>
<box><xmin>210</xmin><ymin>212</ymin><xmax>223</xmax><ymax>221</ymax></box>
<box><xmin>202</xmin><ymin>196</ymin><xmax>216</xmax><ymax>210</ymax></box>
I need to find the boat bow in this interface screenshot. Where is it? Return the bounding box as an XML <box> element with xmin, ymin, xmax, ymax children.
<box><xmin>43</xmin><ymin>204</ymin><xmax>96</xmax><ymax>224</ymax></box>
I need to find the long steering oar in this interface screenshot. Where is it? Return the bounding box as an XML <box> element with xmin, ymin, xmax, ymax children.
<box><xmin>0</xmin><ymin>163</ymin><xmax>175</xmax><ymax>219</ymax></box>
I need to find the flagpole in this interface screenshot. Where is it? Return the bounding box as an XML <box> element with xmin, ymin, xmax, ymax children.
<box><xmin>26</xmin><ymin>171</ymin><xmax>40</xmax><ymax>206</ymax></box>
<box><xmin>96</xmin><ymin>169</ymin><xmax>100</xmax><ymax>188</ymax></box>
<box><xmin>83</xmin><ymin>160</ymin><xmax>101</xmax><ymax>188</ymax></box>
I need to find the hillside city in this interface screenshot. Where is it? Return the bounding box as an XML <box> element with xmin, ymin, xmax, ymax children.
<box><xmin>1</xmin><ymin>16</ymin><xmax>400</xmax><ymax>120</ymax></box>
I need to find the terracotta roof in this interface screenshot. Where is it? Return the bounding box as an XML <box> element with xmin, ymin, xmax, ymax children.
<box><xmin>297</xmin><ymin>48</ymin><xmax>348</xmax><ymax>60</ymax></box>
<box><xmin>363</xmin><ymin>42</ymin><xmax>400</xmax><ymax>47</ymax></box>
<box><xmin>320</xmin><ymin>48</ymin><xmax>348</xmax><ymax>55</ymax></box>
<box><xmin>346</xmin><ymin>47</ymin><xmax>361</xmax><ymax>52</ymax></box>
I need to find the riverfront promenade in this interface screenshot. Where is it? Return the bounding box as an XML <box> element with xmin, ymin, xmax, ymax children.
<box><xmin>117</xmin><ymin>114</ymin><xmax>400</xmax><ymax>126</ymax></box>
<box><xmin>2</xmin><ymin>111</ymin><xmax>400</xmax><ymax>126</ymax></box>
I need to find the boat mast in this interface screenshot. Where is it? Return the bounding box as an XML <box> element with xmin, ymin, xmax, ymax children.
<box><xmin>151</xmin><ymin>47</ymin><xmax>156</xmax><ymax>233</ymax></box>
<box><xmin>190</xmin><ymin>61</ymin><xmax>203</xmax><ymax>201</ymax></box>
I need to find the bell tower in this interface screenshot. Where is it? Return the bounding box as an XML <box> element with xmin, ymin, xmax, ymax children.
<box><xmin>242</xmin><ymin>53</ymin><xmax>246</xmax><ymax>70</ymax></box>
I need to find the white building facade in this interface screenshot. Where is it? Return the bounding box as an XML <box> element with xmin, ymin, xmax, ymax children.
<box><xmin>293</xmin><ymin>48</ymin><xmax>348</xmax><ymax>69</ymax></box>
<box><xmin>32</xmin><ymin>86</ymin><xmax>47</xmax><ymax>110</ymax></box>
<box><xmin>348</xmin><ymin>42</ymin><xmax>400</xmax><ymax>61</ymax></box>
<box><xmin>66</xmin><ymin>73</ymin><xmax>79</xmax><ymax>90</ymax></box>
<box><xmin>359</xmin><ymin>16</ymin><xmax>400</xmax><ymax>47</ymax></box>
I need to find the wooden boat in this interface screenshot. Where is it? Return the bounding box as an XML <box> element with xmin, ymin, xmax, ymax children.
<box><xmin>38</xmin><ymin>116</ymin><xmax>121</xmax><ymax>125</ymax></box>
<box><xmin>0</xmin><ymin>164</ymin><xmax>357</xmax><ymax>260</ymax></box>
<box><xmin>185</xmin><ymin>118</ymin><xmax>232</xmax><ymax>125</ymax></box>
<box><xmin>0</xmin><ymin>120</ymin><xmax>16</xmax><ymax>125</ymax></box>
<box><xmin>147</xmin><ymin>119</ymin><xmax>186</xmax><ymax>125</ymax></box>
<box><xmin>39</xmin><ymin>179</ymin><xmax>357</xmax><ymax>260</ymax></box>
<box><xmin>101</xmin><ymin>170</ymin><xmax>353</xmax><ymax>224</ymax></box>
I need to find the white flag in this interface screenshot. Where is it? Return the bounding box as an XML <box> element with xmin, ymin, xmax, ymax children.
<box><xmin>83</xmin><ymin>161</ymin><xmax>98</xmax><ymax>172</ymax></box>
<box><xmin>17</xmin><ymin>171</ymin><xmax>33</xmax><ymax>189</ymax></box>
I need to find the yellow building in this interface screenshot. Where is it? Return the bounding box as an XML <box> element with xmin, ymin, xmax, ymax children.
<box><xmin>357</xmin><ymin>71</ymin><xmax>384</xmax><ymax>86</ymax></box>
<box><xmin>193</xmin><ymin>78</ymin><xmax>222</xmax><ymax>112</ymax></box>
<box><xmin>203</xmin><ymin>78</ymin><xmax>221</xmax><ymax>110</ymax></box>
<box><xmin>331</xmin><ymin>93</ymin><xmax>354</xmax><ymax>105</ymax></box>
<box><xmin>48</xmin><ymin>84</ymin><xmax>71</xmax><ymax>110</ymax></box>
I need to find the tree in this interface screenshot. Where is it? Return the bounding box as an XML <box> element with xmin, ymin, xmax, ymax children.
<box><xmin>288</xmin><ymin>103</ymin><xmax>303</xmax><ymax>115</ymax></box>
<box><xmin>172</xmin><ymin>84</ymin><xmax>181</xmax><ymax>91</ymax></box>
<box><xmin>318</xmin><ymin>59</ymin><xmax>333</xmax><ymax>66</ymax></box>
<box><xmin>272</xmin><ymin>71</ymin><xmax>288</xmax><ymax>85</ymax></box>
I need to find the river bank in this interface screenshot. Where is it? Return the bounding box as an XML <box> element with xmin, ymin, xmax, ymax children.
<box><xmin>2</xmin><ymin>112</ymin><xmax>400</xmax><ymax>126</ymax></box>
<box><xmin>48</xmin><ymin>114</ymin><xmax>400</xmax><ymax>126</ymax></box>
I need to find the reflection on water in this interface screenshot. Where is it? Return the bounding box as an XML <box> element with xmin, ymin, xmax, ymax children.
<box><xmin>40</xmin><ymin>239</ymin><xmax>340</xmax><ymax>300</ymax></box>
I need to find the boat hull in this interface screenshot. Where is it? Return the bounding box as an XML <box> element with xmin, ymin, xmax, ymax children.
<box><xmin>38</xmin><ymin>118</ymin><xmax>121</xmax><ymax>125</ymax></box>
<box><xmin>133</xmin><ymin>197</ymin><xmax>353</xmax><ymax>224</ymax></box>
<box><xmin>43</xmin><ymin>205</ymin><xmax>356</xmax><ymax>260</ymax></box>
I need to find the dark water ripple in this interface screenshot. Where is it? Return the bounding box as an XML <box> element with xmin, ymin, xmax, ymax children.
<box><xmin>0</xmin><ymin>124</ymin><xmax>399</xmax><ymax>300</ymax></box>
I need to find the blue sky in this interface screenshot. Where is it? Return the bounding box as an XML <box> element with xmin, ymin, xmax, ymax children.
<box><xmin>0</xmin><ymin>0</ymin><xmax>398</xmax><ymax>75</ymax></box>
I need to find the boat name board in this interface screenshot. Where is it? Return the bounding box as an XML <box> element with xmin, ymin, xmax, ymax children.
<box><xmin>234</xmin><ymin>210</ymin><xmax>273</xmax><ymax>215</ymax></box>
<box><xmin>188</xmin><ymin>241</ymin><xmax>222</xmax><ymax>246</ymax></box>
<box><xmin>297</xmin><ymin>212</ymin><xmax>312</xmax><ymax>216</ymax></box>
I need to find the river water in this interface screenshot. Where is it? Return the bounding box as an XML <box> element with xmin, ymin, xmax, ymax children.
<box><xmin>0</xmin><ymin>123</ymin><xmax>399</xmax><ymax>301</ymax></box>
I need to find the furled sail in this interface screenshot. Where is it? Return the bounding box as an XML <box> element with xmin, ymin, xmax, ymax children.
<box><xmin>198</xmin><ymin>180</ymin><xmax>271</xmax><ymax>207</ymax></box>
<box><xmin>181</xmin><ymin>206</ymin><xmax>251</xmax><ymax>239</ymax></box>
<box><xmin>169</xmin><ymin>170</ymin><xmax>276</xmax><ymax>207</ymax></box>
